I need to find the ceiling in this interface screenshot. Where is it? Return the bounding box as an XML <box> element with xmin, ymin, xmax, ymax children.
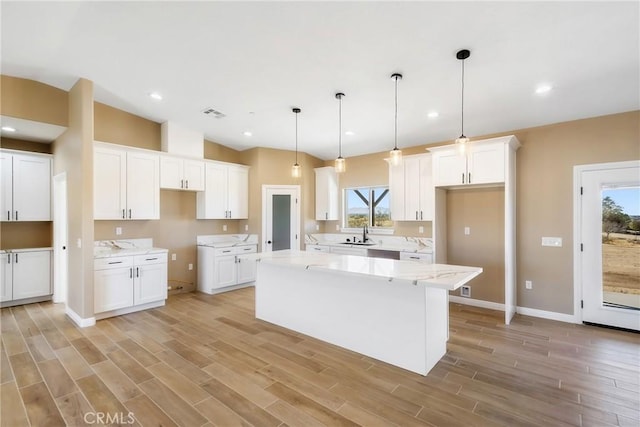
<box><xmin>1</xmin><ymin>2</ymin><xmax>638</xmax><ymax>160</ymax></box>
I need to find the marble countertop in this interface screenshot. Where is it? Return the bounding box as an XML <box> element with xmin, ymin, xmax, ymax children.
<box><xmin>94</xmin><ymin>239</ymin><xmax>167</xmax><ymax>259</ymax></box>
<box><xmin>241</xmin><ymin>250</ymin><xmax>481</xmax><ymax>290</ymax></box>
<box><xmin>305</xmin><ymin>234</ymin><xmax>433</xmax><ymax>254</ymax></box>
<box><xmin>0</xmin><ymin>247</ymin><xmax>53</xmax><ymax>253</ymax></box>
<box><xmin>197</xmin><ymin>234</ymin><xmax>258</xmax><ymax>248</ymax></box>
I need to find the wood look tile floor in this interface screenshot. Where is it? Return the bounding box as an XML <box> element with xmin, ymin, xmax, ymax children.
<box><xmin>1</xmin><ymin>288</ymin><xmax>639</xmax><ymax>427</ymax></box>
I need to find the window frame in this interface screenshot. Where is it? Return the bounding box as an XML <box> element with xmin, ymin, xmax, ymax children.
<box><xmin>342</xmin><ymin>185</ymin><xmax>394</xmax><ymax>232</ymax></box>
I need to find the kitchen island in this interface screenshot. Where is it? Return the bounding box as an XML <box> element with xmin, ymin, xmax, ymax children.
<box><xmin>245</xmin><ymin>250</ymin><xmax>481</xmax><ymax>375</ymax></box>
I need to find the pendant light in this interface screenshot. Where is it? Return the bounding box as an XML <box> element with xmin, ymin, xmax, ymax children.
<box><xmin>335</xmin><ymin>92</ymin><xmax>346</xmax><ymax>173</ymax></box>
<box><xmin>389</xmin><ymin>73</ymin><xmax>403</xmax><ymax>166</ymax></box>
<box><xmin>455</xmin><ymin>49</ymin><xmax>471</xmax><ymax>150</ymax></box>
<box><xmin>291</xmin><ymin>107</ymin><xmax>302</xmax><ymax>178</ymax></box>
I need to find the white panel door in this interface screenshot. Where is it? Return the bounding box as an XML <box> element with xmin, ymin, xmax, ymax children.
<box><xmin>126</xmin><ymin>151</ymin><xmax>160</xmax><ymax>220</ymax></box>
<box><xmin>404</xmin><ymin>157</ymin><xmax>421</xmax><ymax>221</ymax></box>
<box><xmin>0</xmin><ymin>153</ymin><xmax>13</xmax><ymax>222</ymax></box>
<box><xmin>183</xmin><ymin>160</ymin><xmax>205</xmax><ymax>191</ymax></box>
<box><xmin>227</xmin><ymin>166</ymin><xmax>248</xmax><ymax>219</ymax></box>
<box><xmin>94</xmin><ymin>267</ymin><xmax>133</xmax><ymax>313</ymax></box>
<box><xmin>197</xmin><ymin>162</ymin><xmax>228</xmax><ymax>219</ymax></box>
<box><xmin>94</xmin><ymin>147</ymin><xmax>127</xmax><ymax>220</ymax></box>
<box><xmin>433</xmin><ymin>150</ymin><xmax>467</xmax><ymax>187</ymax></box>
<box><xmin>159</xmin><ymin>155</ymin><xmax>184</xmax><ymax>190</ymax></box>
<box><xmin>214</xmin><ymin>256</ymin><xmax>237</xmax><ymax>288</ymax></box>
<box><xmin>468</xmin><ymin>143</ymin><xmax>505</xmax><ymax>185</ymax></box>
<box><xmin>12</xmin><ymin>154</ymin><xmax>51</xmax><ymax>221</ymax></box>
<box><xmin>134</xmin><ymin>263</ymin><xmax>167</xmax><ymax>305</ymax></box>
<box><xmin>0</xmin><ymin>252</ymin><xmax>12</xmax><ymax>302</ymax></box>
<box><xmin>12</xmin><ymin>250</ymin><xmax>51</xmax><ymax>300</ymax></box>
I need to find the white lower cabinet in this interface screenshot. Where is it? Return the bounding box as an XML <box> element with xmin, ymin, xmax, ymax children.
<box><xmin>197</xmin><ymin>245</ymin><xmax>257</xmax><ymax>294</ymax></box>
<box><xmin>94</xmin><ymin>252</ymin><xmax>167</xmax><ymax>316</ymax></box>
<box><xmin>0</xmin><ymin>249</ymin><xmax>52</xmax><ymax>305</ymax></box>
<box><xmin>400</xmin><ymin>252</ymin><xmax>433</xmax><ymax>264</ymax></box>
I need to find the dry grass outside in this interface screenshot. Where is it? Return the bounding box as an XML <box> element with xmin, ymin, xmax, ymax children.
<box><xmin>602</xmin><ymin>235</ymin><xmax>640</xmax><ymax>295</ymax></box>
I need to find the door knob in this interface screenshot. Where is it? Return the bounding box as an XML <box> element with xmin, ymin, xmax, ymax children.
<box><xmin>62</xmin><ymin>246</ymin><xmax>66</xmax><ymax>250</ymax></box>
<box><xmin>267</xmin><ymin>240</ymin><xmax>272</xmax><ymax>244</ymax></box>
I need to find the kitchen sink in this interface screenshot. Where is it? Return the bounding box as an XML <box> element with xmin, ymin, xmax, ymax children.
<box><xmin>340</xmin><ymin>242</ymin><xmax>376</xmax><ymax>246</ymax></box>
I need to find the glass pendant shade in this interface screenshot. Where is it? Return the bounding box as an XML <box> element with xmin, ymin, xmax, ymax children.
<box><xmin>335</xmin><ymin>156</ymin><xmax>346</xmax><ymax>173</ymax></box>
<box><xmin>291</xmin><ymin>163</ymin><xmax>301</xmax><ymax>178</ymax></box>
<box><xmin>389</xmin><ymin>147</ymin><xmax>402</xmax><ymax>166</ymax></box>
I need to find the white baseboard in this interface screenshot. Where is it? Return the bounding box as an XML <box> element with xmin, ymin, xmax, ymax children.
<box><xmin>449</xmin><ymin>296</ymin><xmax>578</xmax><ymax>324</ymax></box>
<box><xmin>516</xmin><ymin>306</ymin><xmax>578</xmax><ymax>324</ymax></box>
<box><xmin>449</xmin><ymin>295</ymin><xmax>505</xmax><ymax>311</ymax></box>
<box><xmin>65</xmin><ymin>306</ymin><xmax>96</xmax><ymax>328</ymax></box>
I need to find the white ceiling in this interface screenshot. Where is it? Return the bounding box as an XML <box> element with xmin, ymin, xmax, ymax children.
<box><xmin>2</xmin><ymin>1</ymin><xmax>638</xmax><ymax>160</ymax></box>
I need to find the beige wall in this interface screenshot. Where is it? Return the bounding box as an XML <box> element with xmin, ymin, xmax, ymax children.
<box><xmin>1</xmin><ymin>75</ymin><xmax>68</xmax><ymax>126</ymax></box>
<box><xmin>239</xmin><ymin>147</ymin><xmax>324</xmax><ymax>251</ymax></box>
<box><xmin>53</xmin><ymin>78</ymin><xmax>94</xmax><ymax>318</ymax></box>
<box><xmin>0</xmin><ymin>137</ymin><xmax>52</xmax><ymax>154</ymax></box>
<box><xmin>94</xmin><ymin>102</ymin><xmax>161</xmax><ymax>150</ymax></box>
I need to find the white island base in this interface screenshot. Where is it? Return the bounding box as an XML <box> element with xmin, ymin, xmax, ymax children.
<box><xmin>253</xmin><ymin>251</ymin><xmax>481</xmax><ymax>376</ymax></box>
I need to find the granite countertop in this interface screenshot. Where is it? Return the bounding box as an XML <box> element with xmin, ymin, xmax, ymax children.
<box><xmin>241</xmin><ymin>250</ymin><xmax>481</xmax><ymax>290</ymax></box>
<box><xmin>305</xmin><ymin>234</ymin><xmax>433</xmax><ymax>254</ymax></box>
<box><xmin>94</xmin><ymin>239</ymin><xmax>167</xmax><ymax>259</ymax></box>
<box><xmin>196</xmin><ymin>234</ymin><xmax>259</xmax><ymax>248</ymax></box>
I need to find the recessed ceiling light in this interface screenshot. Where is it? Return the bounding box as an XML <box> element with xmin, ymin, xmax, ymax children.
<box><xmin>1</xmin><ymin>126</ymin><xmax>16</xmax><ymax>132</ymax></box>
<box><xmin>535</xmin><ymin>85</ymin><xmax>552</xmax><ymax>94</ymax></box>
<box><xmin>345</xmin><ymin>131</ymin><xmax>355</xmax><ymax>136</ymax></box>
<box><xmin>149</xmin><ymin>92</ymin><xmax>163</xmax><ymax>100</ymax></box>
<box><xmin>427</xmin><ymin>112</ymin><xmax>439</xmax><ymax>118</ymax></box>
<box><xmin>243</xmin><ymin>131</ymin><xmax>252</xmax><ymax>137</ymax></box>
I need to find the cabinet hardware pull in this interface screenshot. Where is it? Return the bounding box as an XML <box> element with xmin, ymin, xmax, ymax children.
<box><xmin>181</xmin><ymin>179</ymin><xmax>184</xmax><ymax>188</ymax></box>
<box><xmin>185</xmin><ymin>180</ymin><xmax>189</xmax><ymax>189</ymax></box>
<box><xmin>325</xmin><ymin>212</ymin><xmax>328</xmax><ymax>220</ymax></box>
<box><xmin>229</xmin><ymin>210</ymin><xmax>231</xmax><ymax>218</ymax></box>
<box><xmin>468</xmin><ymin>172</ymin><xmax>471</xmax><ymax>183</ymax></box>
<box><xmin>136</xmin><ymin>267</ymin><xmax>139</xmax><ymax>277</ymax></box>
<box><xmin>122</xmin><ymin>209</ymin><xmax>125</xmax><ymax>219</ymax></box>
<box><xmin>145</xmin><ymin>257</ymin><xmax>158</xmax><ymax>261</ymax></box>
<box><xmin>15</xmin><ymin>253</ymin><xmax>18</xmax><ymax>263</ymax></box>
<box><xmin>108</xmin><ymin>261</ymin><xmax>123</xmax><ymax>264</ymax></box>
<box><xmin>130</xmin><ymin>268</ymin><xmax>133</xmax><ymax>278</ymax></box>
<box><xmin>128</xmin><ymin>209</ymin><xmax>132</xmax><ymax>219</ymax></box>
<box><xmin>410</xmin><ymin>256</ymin><xmax>419</xmax><ymax>259</ymax></box>
<box><xmin>462</xmin><ymin>173</ymin><xmax>465</xmax><ymax>184</ymax></box>
<box><xmin>420</xmin><ymin>211</ymin><xmax>423</xmax><ymax>220</ymax></box>
<box><xmin>223</xmin><ymin>250</ymin><xmax>232</xmax><ymax>253</ymax></box>
<box><xmin>243</xmin><ymin>248</ymin><xmax>251</xmax><ymax>251</ymax></box>
<box><xmin>6</xmin><ymin>211</ymin><xmax>9</xmax><ymax>221</ymax></box>
<box><xmin>6</xmin><ymin>254</ymin><xmax>10</xmax><ymax>264</ymax></box>
<box><xmin>15</xmin><ymin>211</ymin><xmax>18</xmax><ymax>221</ymax></box>
<box><xmin>415</xmin><ymin>211</ymin><xmax>418</xmax><ymax>220</ymax></box>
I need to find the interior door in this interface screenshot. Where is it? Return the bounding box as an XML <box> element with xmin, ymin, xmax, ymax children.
<box><xmin>579</xmin><ymin>161</ymin><xmax>639</xmax><ymax>331</ymax></box>
<box><xmin>263</xmin><ymin>186</ymin><xmax>300</xmax><ymax>252</ymax></box>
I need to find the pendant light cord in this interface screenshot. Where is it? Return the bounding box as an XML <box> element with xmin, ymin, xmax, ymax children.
<box><xmin>394</xmin><ymin>75</ymin><xmax>398</xmax><ymax>150</ymax></box>
<box><xmin>460</xmin><ymin>58</ymin><xmax>465</xmax><ymax>137</ymax></box>
<box><xmin>338</xmin><ymin>95</ymin><xmax>343</xmax><ymax>157</ymax></box>
<box><xmin>295</xmin><ymin>111</ymin><xmax>298</xmax><ymax>164</ymax></box>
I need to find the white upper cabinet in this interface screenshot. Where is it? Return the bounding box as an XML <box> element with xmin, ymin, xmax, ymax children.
<box><xmin>388</xmin><ymin>154</ymin><xmax>433</xmax><ymax>221</ymax></box>
<box><xmin>197</xmin><ymin>161</ymin><xmax>249</xmax><ymax>219</ymax></box>
<box><xmin>160</xmin><ymin>155</ymin><xmax>205</xmax><ymax>191</ymax></box>
<box><xmin>0</xmin><ymin>150</ymin><xmax>52</xmax><ymax>222</ymax></box>
<box><xmin>430</xmin><ymin>137</ymin><xmax>516</xmax><ymax>187</ymax></box>
<box><xmin>314</xmin><ymin>167</ymin><xmax>339</xmax><ymax>221</ymax></box>
<box><xmin>94</xmin><ymin>143</ymin><xmax>160</xmax><ymax>220</ymax></box>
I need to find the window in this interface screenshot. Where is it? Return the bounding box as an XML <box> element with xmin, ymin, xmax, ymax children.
<box><xmin>344</xmin><ymin>187</ymin><xmax>392</xmax><ymax>228</ymax></box>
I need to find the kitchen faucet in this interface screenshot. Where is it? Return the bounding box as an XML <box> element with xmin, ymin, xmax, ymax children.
<box><xmin>362</xmin><ymin>225</ymin><xmax>369</xmax><ymax>243</ymax></box>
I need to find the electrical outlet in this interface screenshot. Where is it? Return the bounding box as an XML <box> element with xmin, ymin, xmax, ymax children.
<box><xmin>245</xmin><ymin>224</ymin><xmax>249</xmax><ymax>231</ymax></box>
<box><xmin>115</xmin><ymin>227</ymin><xmax>122</xmax><ymax>235</ymax></box>
<box><xmin>171</xmin><ymin>253</ymin><xmax>177</xmax><ymax>261</ymax></box>
<box><xmin>76</xmin><ymin>238</ymin><xmax>82</xmax><ymax>248</ymax></box>
<box><xmin>541</xmin><ymin>237</ymin><xmax>562</xmax><ymax>247</ymax></box>
<box><xmin>188</xmin><ymin>263</ymin><xmax>193</xmax><ymax>271</ymax></box>
<box><xmin>336</xmin><ymin>224</ymin><xmax>340</xmax><ymax>231</ymax></box>
<box><xmin>525</xmin><ymin>280</ymin><xmax>533</xmax><ymax>290</ymax></box>
<box><xmin>418</xmin><ymin>226</ymin><xmax>424</xmax><ymax>234</ymax></box>
<box><xmin>222</xmin><ymin>224</ymin><xmax>227</xmax><ymax>231</ymax></box>
<box><xmin>316</xmin><ymin>224</ymin><xmax>320</xmax><ymax>231</ymax></box>
<box><xmin>461</xmin><ymin>285</ymin><xmax>471</xmax><ymax>297</ymax></box>
<box><xmin>464</xmin><ymin>227</ymin><xmax>471</xmax><ymax>235</ymax></box>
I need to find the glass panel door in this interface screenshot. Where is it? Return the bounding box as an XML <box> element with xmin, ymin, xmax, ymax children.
<box><xmin>272</xmin><ymin>194</ymin><xmax>291</xmax><ymax>251</ymax></box>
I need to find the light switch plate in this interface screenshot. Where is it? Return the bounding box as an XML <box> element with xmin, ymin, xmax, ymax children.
<box><xmin>115</xmin><ymin>227</ymin><xmax>122</xmax><ymax>235</ymax></box>
<box><xmin>418</xmin><ymin>226</ymin><xmax>424</xmax><ymax>234</ymax></box>
<box><xmin>245</xmin><ymin>224</ymin><xmax>249</xmax><ymax>231</ymax></box>
<box><xmin>464</xmin><ymin>227</ymin><xmax>470</xmax><ymax>235</ymax></box>
<box><xmin>171</xmin><ymin>253</ymin><xmax>177</xmax><ymax>261</ymax></box>
<box><xmin>541</xmin><ymin>237</ymin><xmax>562</xmax><ymax>247</ymax></box>
<box><xmin>222</xmin><ymin>224</ymin><xmax>227</xmax><ymax>231</ymax></box>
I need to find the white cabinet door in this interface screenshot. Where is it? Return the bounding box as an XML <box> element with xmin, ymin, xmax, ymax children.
<box><xmin>236</xmin><ymin>257</ymin><xmax>257</xmax><ymax>284</ymax></box>
<box><xmin>214</xmin><ymin>256</ymin><xmax>237</xmax><ymax>288</ymax></box>
<box><xmin>314</xmin><ymin>167</ymin><xmax>339</xmax><ymax>221</ymax></box>
<box><xmin>0</xmin><ymin>253</ymin><xmax>12</xmax><ymax>302</ymax></box>
<box><xmin>330</xmin><ymin>246</ymin><xmax>367</xmax><ymax>256</ymax></box>
<box><xmin>433</xmin><ymin>149</ymin><xmax>467</xmax><ymax>187</ymax></box>
<box><xmin>183</xmin><ymin>160</ymin><xmax>205</xmax><ymax>191</ymax></box>
<box><xmin>0</xmin><ymin>153</ymin><xmax>12</xmax><ymax>222</ymax></box>
<box><xmin>388</xmin><ymin>162</ymin><xmax>405</xmax><ymax>221</ymax></box>
<box><xmin>160</xmin><ymin>155</ymin><xmax>184</xmax><ymax>190</ymax></box>
<box><xmin>404</xmin><ymin>157</ymin><xmax>421</xmax><ymax>221</ymax></box>
<box><xmin>12</xmin><ymin>154</ymin><xmax>51</xmax><ymax>221</ymax></box>
<box><xmin>134</xmin><ymin>263</ymin><xmax>167</xmax><ymax>305</ymax></box>
<box><xmin>12</xmin><ymin>250</ymin><xmax>51</xmax><ymax>300</ymax></box>
<box><xmin>197</xmin><ymin>162</ymin><xmax>228</xmax><ymax>219</ymax></box>
<box><xmin>468</xmin><ymin>143</ymin><xmax>505</xmax><ymax>185</ymax></box>
<box><xmin>94</xmin><ymin>267</ymin><xmax>133</xmax><ymax>313</ymax></box>
<box><xmin>418</xmin><ymin>156</ymin><xmax>434</xmax><ymax>221</ymax></box>
<box><xmin>126</xmin><ymin>151</ymin><xmax>160</xmax><ymax>220</ymax></box>
<box><xmin>94</xmin><ymin>147</ymin><xmax>127</xmax><ymax>220</ymax></box>
<box><xmin>227</xmin><ymin>166</ymin><xmax>248</xmax><ymax>219</ymax></box>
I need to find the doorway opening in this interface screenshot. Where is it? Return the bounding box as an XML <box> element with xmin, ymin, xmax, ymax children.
<box><xmin>261</xmin><ymin>185</ymin><xmax>301</xmax><ymax>252</ymax></box>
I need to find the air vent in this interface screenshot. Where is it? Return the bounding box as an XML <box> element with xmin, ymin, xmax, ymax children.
<box><xmin>202</xmin><ymin>107</ymin><xmax>226</xmax><ymax>119</ymax></box>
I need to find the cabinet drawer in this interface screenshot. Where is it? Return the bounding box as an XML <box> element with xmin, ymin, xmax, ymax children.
<box><xmin>307</xmin><ymin>245</ymin><xmax>330</xmax><ymax>253</ymax></box>
<box><xmin>235</xmin><ymin>245</ymin><xmax>257</xmax><ymax>255</ymax></box>
<box><xmin>134</xmin><ymin>253</ymin><xmax>168</xmax><ymax>266</ymax></box>
<box><xmin>214</xmin><ymin>247</ymin><xmax>237</xmax><ymax>257</ymax></box>
<box><xmin>400</xmin><ymin>252</ymin><xmax>433</xmax><ymax>263</ymax></box>
<box><xmin>94</xmin><ymin>256</ymin><xmax>133</xmax><ymax>270</ymax></box>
